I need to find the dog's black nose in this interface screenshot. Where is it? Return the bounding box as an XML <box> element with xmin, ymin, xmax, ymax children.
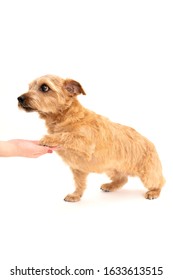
<box><xmin>17</xmin><ymin>95</ymin><xmax>25</xmax><ymax>104</ymax></box>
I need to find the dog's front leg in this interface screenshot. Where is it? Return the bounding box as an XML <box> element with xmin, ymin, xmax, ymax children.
<box><xmin>40</xmin><ymin>133</ymin><xmax>95</xmax><ymax>160</ymax></box>
<box><xmin>64</xmin><ymin>169</ymin><xmax>88</xmax><ymax>202</ymax></box>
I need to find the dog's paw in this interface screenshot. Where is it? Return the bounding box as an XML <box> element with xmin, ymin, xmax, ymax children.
<box><xmin>64</xmin><ymin>193</ymin><xmax>81</xmax><ymax>202</ymax></box>
<box><xmin>100</xmin><ymin>184</ymin><xmax>111</xmax><ymax>192</ymax></box>
<box><xmin>145</xmin><ymin>189</ymin><xmax>161</xmax><ymax>200</ymax></box>
<box><xmin>39</xmin><ymin>135</ymin><xmax>51</xmax><ymax>147</ymax></box>
<box><xmin>39</xmin><ymin>135</ymin><xmax>58</xmax><ymax>147</ymax></box>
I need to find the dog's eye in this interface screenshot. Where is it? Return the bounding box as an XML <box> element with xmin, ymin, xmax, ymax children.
<box><xmin>40</xmin><ymin>84</ymin><xmax>50</xmax><ymax>92</ymax></box>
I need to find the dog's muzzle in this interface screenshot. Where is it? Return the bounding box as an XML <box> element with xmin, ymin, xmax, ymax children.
<box><xmin>17</xmin><ymin>95</ymin><xmax>34</xmax><ymax>112</ymax></box>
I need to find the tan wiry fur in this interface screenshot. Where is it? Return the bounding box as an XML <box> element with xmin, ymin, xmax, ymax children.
<box><xmin>18</xmin><ymin>74</ymin><xmax>165</xmax><ymax>202</ymax></box>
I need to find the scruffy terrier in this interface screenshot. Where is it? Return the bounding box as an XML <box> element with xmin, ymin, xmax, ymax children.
<box><xmin>18</xmin><ymin>75</ymin><xmax>165</xmax><ymax>202</ymax></box>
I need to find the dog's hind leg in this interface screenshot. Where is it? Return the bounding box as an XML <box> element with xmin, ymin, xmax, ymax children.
<box><xmin>64</xmin><ymin>169</ymin><xmax>88</xmax><ymax>202</ymax></box>
<box><xmin>140</xmin><ymin>172</ymin><xmax>165</xmax><ymax>200</ymax></box>
<box><xmin>101</xmin><ymin>170</ymin><xmax>128</xmax><ymax>192</ymax></box>
<box><xmin>139</xmin><ymin>148</ymin><xmax>165</xmax><ymax>199</ymax></box>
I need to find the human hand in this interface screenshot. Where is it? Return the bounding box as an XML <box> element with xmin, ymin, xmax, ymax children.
<box><xmin>0</xmin><ymin>139</ymin><xmax>59</xmax><ymax>158</ymax></box>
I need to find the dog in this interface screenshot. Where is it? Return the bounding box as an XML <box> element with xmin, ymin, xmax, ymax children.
<box><xmin>17</xmin><ymin>74</ymin><xmax>165</xmax><ymax>202</ymax></box>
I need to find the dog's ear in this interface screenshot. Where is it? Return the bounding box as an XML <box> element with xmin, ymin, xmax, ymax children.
<box><xmin>63</xmin><ymin>79</ymin><xmax>86</xmax><ymax>97</ymax></box>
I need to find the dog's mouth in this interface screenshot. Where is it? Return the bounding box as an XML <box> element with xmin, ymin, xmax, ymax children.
<box><xmin>19</xmin><ymin>104</ymin><xmax>35</xmax><ymax>112</ymax></box>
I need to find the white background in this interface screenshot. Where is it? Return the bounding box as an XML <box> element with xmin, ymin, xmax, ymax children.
<box><xmin>0</xmin><ymin>0</ymin><xmax>173</xmax><ymax>279</ymax></box>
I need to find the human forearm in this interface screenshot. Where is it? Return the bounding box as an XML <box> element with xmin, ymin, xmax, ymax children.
<box><xmin>0</xmin><ymin>140</ymin><xmax>18</xmax><ymax>157</ymax></box>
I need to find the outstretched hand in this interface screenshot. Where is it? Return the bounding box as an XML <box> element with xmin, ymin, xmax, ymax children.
<box><xmin>0</xmin><ymin>139</ymin><xmax>59</xmax><ymax>158</ymax></box>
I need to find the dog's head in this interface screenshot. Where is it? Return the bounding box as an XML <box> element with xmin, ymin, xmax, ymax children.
<box><xmin>17</xmin><ymin>75</ymin><xmax>86</xmax><ymax>114</ymax></box>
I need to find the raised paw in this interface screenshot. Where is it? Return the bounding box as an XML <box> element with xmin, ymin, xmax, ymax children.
<box><xmin>64</xmin><ymin>193</ymin><xmax>81</xmax><ymax>202</ymax></box>
<box><xmin>145</xmin><ymin>189</ymin><xmax>161</xmax><ymax>200</ymax></box>
<box><xmin>39</xmin><ymin>135</ymin><xmax>58</xmax><ymax>147</ymax></box>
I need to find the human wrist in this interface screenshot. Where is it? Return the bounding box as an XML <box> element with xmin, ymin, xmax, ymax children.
<box><xmin>0</xmin><ymin>140</ymin><xmax>17</xmax><ymax>157</ymax></box>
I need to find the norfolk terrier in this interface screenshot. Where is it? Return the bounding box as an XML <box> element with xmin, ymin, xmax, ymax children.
<box><xmin>18</xmin><ymin>75</ymin><xmax>165</xmax><ymax>202</ymax></box>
